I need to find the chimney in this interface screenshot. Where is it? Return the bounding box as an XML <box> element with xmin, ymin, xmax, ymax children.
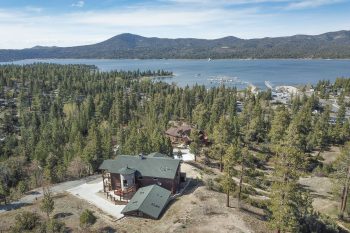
<box><xmin>139</xmin><ymin>153</ymin><xmax>145</xmax><ymax>159</ymax></box>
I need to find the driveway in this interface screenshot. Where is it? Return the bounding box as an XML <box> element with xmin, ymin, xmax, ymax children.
<box><xmin>0</xmin><ymin>175</ymin><xmax>100</xmax><ymax>214</ymax></box>
<box><xmin>67</xmin><ymin>180</ymin><xmax>125</xmax><ymax>219</ymax></box>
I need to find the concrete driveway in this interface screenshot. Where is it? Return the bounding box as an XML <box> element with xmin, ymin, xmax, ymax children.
<box><xmin>0</xmin><ymin>175</ymin><xmax>100</xmax><ymax>214</ymax></box>
<box><xmin>67</xmin><ymin>180</ymin><xmax>125</xmax><ymax>219</ymax></box>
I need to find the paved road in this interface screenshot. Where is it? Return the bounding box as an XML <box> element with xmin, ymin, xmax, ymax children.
<box><xmin>0</xmin><ymin>175</ymin><xmax>101</xmax><ymax>214</ymax></box>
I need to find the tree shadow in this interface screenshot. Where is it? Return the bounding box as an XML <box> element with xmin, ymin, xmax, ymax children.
<box><xmin>181</xmin><ymin>178</ymin><xmax>202</xmax><ymax>196</ymax></box>
<box><xmin>238</xmin><ymin>205</ymin><xmax>267</xmax><ymax>221</ymax></box>
<box><xmin>98</xmin><ymin>226</ymin><xmax>117</xmax><ymax>233</ymax></box>
<box><xmin>53</xmin><ymin>212</ymin><xmax>73</xmax><ymax>219</ymax></box>
<box><xmin>25</xmin><ymin>191</ymin><xmax>41</xmax><ymax>195</ymax></box>
<box><xmin>299</xmin><ymin>184</ymin><xmax>332</xmax><ymax>200</ymax></box>
<box><xmin>0</xmin><ymin>202</ymin><xmax>32</xmax><ymax>211</ymax></box>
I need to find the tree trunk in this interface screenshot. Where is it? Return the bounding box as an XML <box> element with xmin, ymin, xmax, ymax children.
<box><xmin>226</xmin><ymin>189</ymin><xmax>230</xmax><ymax>207</ymax></box>
<box><xmin>340</xmin><ymin>167</ymin><xmax>350</xmax><ymax>217</ymax></box>
<box><xmin>238</xmin><ymin>161</ymin><xmax>244</xmax><ymax>209</ymax></box>
<box><xmin>220</xmin><ymin>154</ymin><xmax>223</xmax><ymax>172</ymax></box>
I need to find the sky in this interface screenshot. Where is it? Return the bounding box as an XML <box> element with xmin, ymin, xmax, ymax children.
<box><xmin>0</xmin><ymin>0</ymin><xmax>349</xmax><ymax>49</ymax></box>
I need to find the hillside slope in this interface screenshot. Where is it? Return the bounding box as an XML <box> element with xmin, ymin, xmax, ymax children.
<box><xmin>1</xmin><ymin>31</ymin><xmax>350</xmax><ymax>61</ymax></box>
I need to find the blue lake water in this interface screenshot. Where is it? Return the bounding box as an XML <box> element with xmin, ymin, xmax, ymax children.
<box><xmin>2</xmin><ymin>59</ymin><xmax>350</xmax><ymax>89</ymax></box>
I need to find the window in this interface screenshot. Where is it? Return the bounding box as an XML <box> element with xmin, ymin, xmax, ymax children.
<box><xmin>123</xmin><ymin>180</ymin><xmax>127</xmax><ymax>186</ymax></box>
<box><xmin>153</xmin><ymin>178</ymin><xmax>158</xmax><ymax>181</ymax></box>
<box><xmin>138</xmin><ymin>176</ymin><xmax>143</xmax><ymax>180</ymax></box>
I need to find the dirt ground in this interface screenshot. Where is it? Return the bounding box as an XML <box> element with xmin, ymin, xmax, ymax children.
<box><xmin>0</xmin><ymin>162</ymin><xmax>271</xmax><ymax>233</ymax></box>
<box><xmin>0</xmin><ymin>183</ymin><xmax>270</xmax><ymax>233</ymax></box>
<box><xmin>0</xmin><ymin>192</ymin><xmax>116</xmax><ymax>232</ymax></box>
<box><xmin>319</xmin><ymin>146</ymin><xmax>341</xmax><ymax>164</ymax></box>
<box><xmin>114</xmin><ymin>184</ymin><xmax>270</xmax><ymax>233</ymax></box>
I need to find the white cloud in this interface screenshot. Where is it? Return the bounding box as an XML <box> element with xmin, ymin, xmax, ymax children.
<box><xmin>24</xmin><ymin>6</ymin><xmax>43</xmax><ymax>13</ymax></box>
<box><xmin>72</xmin><ymin>1</ymin><xmax>85</xmax><ymax>8</ymax></box>
<box><xmin>285</xmin><ymin>0</ymin><xmax>344</xmax><ymax>10</ymax></box>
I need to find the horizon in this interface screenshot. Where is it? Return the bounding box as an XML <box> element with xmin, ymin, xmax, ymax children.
<box><xmin>8</xmin><ymin>29</ymin><xmax>348</xmax><ymax>50</ymax></box>
<box><xmin>1</xmin><ymin>0</ymin><xmax>350</xmax><ymax>49</ymax></box>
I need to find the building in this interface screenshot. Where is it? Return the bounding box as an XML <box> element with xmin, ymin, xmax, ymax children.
<box><xmin>121</xmin><ymin>184</ymin><xmax>171</xmax><ymax>219</ymax></box>
<box><xmin>165</xmin><ymin>123</ymin><xmax>192</xmax><ymax>145</ymax></box>
<box><xmin>99</xmin><ymin>153</ymin><xmax>181</xmax><ymax>196</ymax></box>
<box><xmin>165</xmin><ymin>123</ymin><xmax>208</xmax><ymax>145</ymax></box>
<box><xmin>99</xmin><ymin>153</ymin><xmax>183</xmax><ymax>219</ymax></box>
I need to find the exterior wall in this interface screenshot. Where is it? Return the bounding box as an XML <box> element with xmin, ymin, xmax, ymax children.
<box><xmin>109</xmin><ymin>163</ymin><xmax>181</xmax><ymax>194</ymax></box>
<box><xmin>110</xmin><ymin>173</ymin><xmax>121</xmax><ymax>190</ymax></box>
<box><xmin>123</xmin><ymin>211</ymin><xmax>155</xmax><ymax>219</ymax></box>
<box><xmin>136</xmin><ymin>176</ymin><xmax>175</xmax><ymax>193</ymax></box>
<box><xmin>120</xmin><ymin>173</ymin><xmax>135</xmax><ymax>191</ymax></box>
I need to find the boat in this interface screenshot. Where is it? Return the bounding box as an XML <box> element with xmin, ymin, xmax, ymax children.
<box><xmin>265</xmin><ymin>81</ymin><xmax>273</xmax><ymax>90</ymax></box>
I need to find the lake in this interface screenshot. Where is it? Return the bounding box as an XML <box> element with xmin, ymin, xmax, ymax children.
<box><xmin>2</xmin><ymin>59</ymin><xmax>350</xmax><ymax>89</ymax></box>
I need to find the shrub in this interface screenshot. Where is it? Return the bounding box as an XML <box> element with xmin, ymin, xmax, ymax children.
<box><xmin>300</xmin><ymin>212</ymin><xmax>341</xmax><ymax>233</ymax></box>
<box><xmin>205</xmin><ymin>178</ymin><xmax>214</xmax><ymax>190</ymax></box>
<box><xmin>80</xmin><ymin>209</ymin><xmax>96</xmax><ymax>228</ymax></box>
<box><xmin>45</xmin><ymin>219</ymin><xmax>67</xmax><ymax>233</ymax></box>
<box><xmin>12</xmin><ymin>211</ymin><xmax>41</xmax><ymax>232</ymax></box>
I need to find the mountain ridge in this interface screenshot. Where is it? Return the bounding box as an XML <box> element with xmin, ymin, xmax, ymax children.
<box><xmin>1</xmin><ymin>30</ymin><xmax>350</xmax><ymax>61</ymax></box>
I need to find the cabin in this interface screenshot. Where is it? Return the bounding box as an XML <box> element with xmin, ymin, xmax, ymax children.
<box><xmin>165</xmin><ymin>123</ymin><xmax>208</xmax><ymax>145</ymax></box>
<box><xmin>165</xmin><ymin>124</ymin><xmax>192</xmax><ymax>145</ymax></box>
<box><xmin>99</xmin><ymin>153</ymin><xmax>181</xmax><ymax>197</ymax></box>
<box><xmin>99</xmin><ymin>153</ymin><xmax>183</xmax><ymax>219</ymax></box>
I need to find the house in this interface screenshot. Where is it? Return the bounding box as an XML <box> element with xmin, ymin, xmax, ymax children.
<box><xmin>165</xmin><ymin>123</ymin><xmax>192</xmax><ymax>145</ymax></box>
<box><xmin>99</xmin><ymin>154</ymin><xmax>181</xmax><ymax>196</ymax></box>
<box><xmin>165</xmin><ymin>123</ymin><xmax>208</xmax><ymax>145</ymax></box>
<box><xmin>121</xmin><ymin>184</ymin><xmax>171</xmax><ymax>219</ymax></box>
<box><xmin>99</xmin><ymin>153</ymin><xmax>183</xmax><ymax>219</ymax></box>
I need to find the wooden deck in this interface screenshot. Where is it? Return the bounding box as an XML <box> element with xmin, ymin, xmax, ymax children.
<box><xmin>106</xmin><ymin>185</ymin><xmax>137</xmax><ymax>204</ymax></box>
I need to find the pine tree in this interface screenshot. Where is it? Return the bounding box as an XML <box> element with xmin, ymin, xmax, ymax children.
<box><xmin>40</xmin><ymin>188</ymin><xmax>55</xmax><ymax>219</ymax></box>
<box><xmin>269</xmin><ymin>106</ymin><xmax>290</xmax><ymax>145</ymax></box>
<box><xmin>268</xmin><ymin>145</ymin><xmax>311</xmax><ymax>233</ymax></box>
<box><xmin>222</xmin><ymin>144</ymin><xmax>237</xmax><ymax>207</ymax></box>
<box><xmin>334</xmin><ymin>142</ymin><xmax>350</xmax><ymax>218</ymax></box>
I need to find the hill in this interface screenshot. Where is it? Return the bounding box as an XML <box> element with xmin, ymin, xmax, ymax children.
<box><xmin>1</xmin><ymin>31</ymin><xmax>350</xmax><ymax>61</ymax></box>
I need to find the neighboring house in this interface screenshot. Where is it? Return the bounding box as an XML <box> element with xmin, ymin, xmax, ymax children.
<box><xmin>165</xmin><ymin>123</ymin><xmax>208</xmax><ymax>145</ymax></box>
<box><xmin>165</xmin><ymin>123</ymin><xmax>192</xmax><ymax>145</ymax></box>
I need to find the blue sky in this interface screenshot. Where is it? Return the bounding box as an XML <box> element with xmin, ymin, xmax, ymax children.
<box><xmin>0</xmin><ymin>0</ymin><xmax>349</xmax><ymax>49</ymax></box>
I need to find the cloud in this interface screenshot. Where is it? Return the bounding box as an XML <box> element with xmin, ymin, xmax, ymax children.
<box><xmin>72</xmin><ymin>1</ymin><xmax>85</xmax><ymax>8</ymax></box>
<box><xmin>285</xmin><ymin>0</ymin><xmax>344</xmax><ymax>10</ymax></box>
<box><xmin>25</xmin><ymin>6</ymin><xmax>43</xmax><ymax>13</ymax></box>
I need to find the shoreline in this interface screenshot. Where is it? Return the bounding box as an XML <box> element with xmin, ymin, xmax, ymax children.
<box><xmin>2</xmin><ymin>58</ymin><xmax>350</xmax><ymax>64</ymax></box>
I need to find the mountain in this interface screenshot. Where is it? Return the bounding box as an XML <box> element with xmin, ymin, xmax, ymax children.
<box><xmin>1</xmin><ymin>31</ymin><xmax>350</xmax><ymax>61</ymax></box>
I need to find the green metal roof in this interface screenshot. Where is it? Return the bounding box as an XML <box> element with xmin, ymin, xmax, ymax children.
<box><xmin>121</xmin><ymin>185</ymin><xmax>171</xmax><ymax>219</ymax></box>
<box><xmin>118</xmin><ymin>166</ymin><xmax>135</xmax><ymax>175</ymax></box>
<box><xmin>148</xmin><ymin>152</ymin><xmax>168</xmax><ymax>158</ymax></box>
<box><xmin>99</xmin><ymin>155</ymin><xmax>180</xmax><ymax>179</ymax></box>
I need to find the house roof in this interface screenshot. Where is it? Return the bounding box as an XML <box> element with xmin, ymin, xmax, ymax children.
<box><xmin>148</xmin><ymin>152</ymin><xmax>168</xmax><ymax>158</ymax></box>
<box><xmin>118</xmin><ymin>166</ymin><xmax>135</xmax><ymax>175</ymax></box>
<box><xmin>165</xmin><ymin>123</ymin><xmax>193</xmax><ymax>138</ymax></box>
<box><xmin>165</xmin><ymin>127</ymin><xmax>180</xmax><ymax>137</ymax></box>
<box><xmin>99</xmin><ymin>155</ymin><xmax>180</xmax><ymax>179</ymax></box>
<box><xmin>121</xmin><ymin>184</ymin><xmax>171</xmax><ymax>219</ymax></box>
